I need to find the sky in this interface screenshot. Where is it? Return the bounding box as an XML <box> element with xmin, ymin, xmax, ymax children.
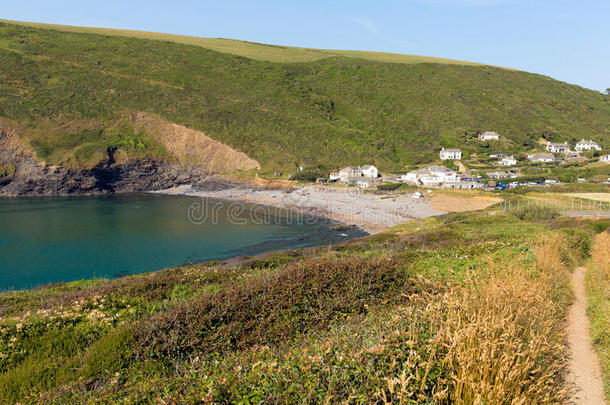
<box><xmin>1</xmin><ymin>0</ymin><xmax>609</xmax><ymax>91</ymax></box>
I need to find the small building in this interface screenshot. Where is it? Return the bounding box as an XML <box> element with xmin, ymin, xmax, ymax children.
<box><xmin>486</xmin><ymin>171</ymin><xmax>509</xmax><ymax>179</ymax></box>
<box><xmin>440</xmin><ymin>148</ymin><xmax>462</xmax><ymax>160</ymax></box>
<box><xmin>479</xmin><ymin>131</ymin><xmax>500</xmax><ymax>141</ymax></box>
<box><xmin>361</xmin><ymin>165</ymin><xmax>379</xmax><ymax>178</ymax></box>
<box><xmin>565</xmin><ymin>153</ymin><xmax>587</xmax><ymax>164</ymax></box>
<box><xmin>498</xmin><ymin>156</ymin><xmax>517</xmax><ymax>166</ymax></box>
<box><xmin>443</xmin><ymin>181</ymin><xmax>483</xmax><ymax>190</ymax></box>
<box><xmin>329</xmin><ymin>173</ymin><xmax>341</xmax><ymax>182</ymax></box>
<box><xmin>528</xmin><ymin>152</ymin><xmax>555</xmax><ymax>163</ymax></box>
<box><xmin>355</xmin><ymin>178</ymin><xmax>372</xmax><ymax>188</ymax></box>
<box><xmin>575</xmin><ymin>139</ymin><xmax>601</xmax><ymax>152</ymax></box>
<box><xmin>600</xmin><ymin>155</ymin><xmax>610</xmax><ymax>163</ymax></box>
<box><xmin>489</xmin><ymin>153</ymin><xmax>507</xmax><ymax>159</ymax></box>
<box><xmin>338</xmin><ymin>167</ymin><xmax>362</xmax><ymax>182</ymax></box>
<box><xmin>403</xmin><ymin>166</ymin><xmax>460</xmax><ymax>187</ymax></box>
<box><xmin>546</xmin><ymin>141</ymin><xmax>570</xmax><ymax>154</ymax></box>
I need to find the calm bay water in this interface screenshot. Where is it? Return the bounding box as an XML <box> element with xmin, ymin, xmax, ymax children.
<box><xmin>0</xmin><ymin>194</ymin><xmax>363</xmax><ymax>291</ymax></box>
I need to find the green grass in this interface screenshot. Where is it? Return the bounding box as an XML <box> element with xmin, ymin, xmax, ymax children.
<box><xmin>586</xmin><ymin>230</ymin><xmax>610</xmax><ymax>399</ymax></box>
<box><xmin>0</xmin><ymin>19</ymin><xmax>488</xmax><ymax>66</ymax></box>
<box><xmin>1</xmin><ymin>21</ymin><xmax>610</xmax><ymax>173</ymax></box>
<box><xmin>0</xmin><ymin>211</ymin><xmax>605</xmax><ymax>403</ymax></box>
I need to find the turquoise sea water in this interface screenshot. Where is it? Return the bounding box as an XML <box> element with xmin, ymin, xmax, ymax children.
<box><xmin>0</xmin><ymin>194</ymin><xmax>363</xmax><ymax>291</ymax></box>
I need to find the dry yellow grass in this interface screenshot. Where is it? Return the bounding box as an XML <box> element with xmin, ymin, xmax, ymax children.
<box><xmin>379</xmin><ymin>233</ymin><xmax>572</xmax><ymax>404</ymax></box>
<box><xmin>564</xmin><ymin>193</ymin><xmax>610</xmax><ymax>203</ymax></box>
<box><xmin>1</xmin><ymin>19</ymin><xmax>490</xmax><ymax>66</ymax></box>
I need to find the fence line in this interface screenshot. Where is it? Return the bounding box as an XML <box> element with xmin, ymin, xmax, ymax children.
<box><xmin>501</xmin><ymin>198</ymin><xmax>610</xmax><ymax>212</ymax></box>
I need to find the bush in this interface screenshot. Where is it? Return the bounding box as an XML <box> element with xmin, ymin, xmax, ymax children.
<box><xmin>510</xmin><ymin>205</ymin><xmax>560</xmax><ymax>221</ymax></box>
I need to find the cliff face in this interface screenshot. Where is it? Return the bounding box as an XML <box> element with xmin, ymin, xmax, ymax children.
<box><xmin>0</xmin><ymin>123</ymin><xmax>224</xmax><ymax>196</ymax></box>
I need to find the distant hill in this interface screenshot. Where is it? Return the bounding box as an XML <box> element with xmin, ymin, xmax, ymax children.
<box><xmin>0</xmin><ymin>20</ymin><xmax>609</xmax><ymax>174</ymax></box>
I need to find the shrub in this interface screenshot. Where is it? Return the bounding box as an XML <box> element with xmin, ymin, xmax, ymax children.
<box><xmin>510</xmin><ymin>205</ymin><xmax>560</xmax><ymax>221</ymax></box>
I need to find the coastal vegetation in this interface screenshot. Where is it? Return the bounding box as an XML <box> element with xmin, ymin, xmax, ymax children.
<box><xmin>586</xmin><ymin>230</ymin><xmax>610</xmax><ymax>399</ymax></box>
<box><xmin>1</xmin><ymin>21</ymin><xmax>610</xmax><ymax>173</ymax></box>
<box><xmin>0</xmin><ymin>208</ymin><xmax>606</xmax><ymax>403</ymax></box>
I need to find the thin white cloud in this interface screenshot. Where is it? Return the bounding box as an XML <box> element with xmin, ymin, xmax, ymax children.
<box><xmin>345</xmin><ymin>17</ymin><xmax>379</xmax><ymax>34</ymax></box>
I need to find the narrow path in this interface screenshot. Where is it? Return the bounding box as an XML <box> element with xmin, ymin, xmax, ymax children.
<box><xmin>566</xmin><ymin>266</ymin><xmax>606</xmax><ymax>405</ymax></box>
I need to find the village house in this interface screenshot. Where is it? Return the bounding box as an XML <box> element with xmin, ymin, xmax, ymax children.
<box><xmin>600</xmin><ymin>155</ymin><xmax>610</xmax><ymax>163</ymax></box>
<box><xmin>546</xmin><ymin>141</ymin><xmax>570</xmax><ymax>154</ymax></box>
<box><xmin>498</xmin><ymin>155</ymin><xmax>517</xmax><ymax>166</ymax></box>
<box><xmin>355</xmin><ymin>178</ymin><xmax>372</xmax><ymax>188</ymax></box>
<box><xmin>440</xmin><ymin>148</ymin><xmax>462</xmax><ymax>160</ymax></box>
<box><xmin>565</xmin><ymin>153</ymin><xmax>587</xmax><ymax>164</ymax></box>
<box><xmin>329</xmin><ymin>172</ymin><xmax>341</xmax><ymax>182</ymax></box>
<box><xmin>338</xmin><ymin>167</ymin><xmax>362</xmax><ymax>182</ymax></box>
<box><xmin>479</xmin><ymin>131</ymin><xmax>500</xmax><ymax>141</ymax></box>
<box><xmin>528</xmin><ymin>152</ymin><xmax>555</xmax><ymax>163</ymax></box>
<box><xmin>489</xmin><ymin>153</ymin><xmax>507</xmax><ymax>159</ymax></box>
<box><xmin>361</xmin><ymin>165</ymin><xmax>379</xmax><ymax>178</ymax></box>
<box><xmin>486</xmin><ymin>171</ymin><xmax>509</xmax><ymax>179</ymax></box>
<box><xmin>575</xmin><ymin>139</ymin><xmax>602</xmax><ymax>152</ymax></box>
<box><xmin>402</xmin><ymin>166</ymin><xmax>460</xmax><ymax>187</ymax></box>
<box><xmin>443</xmin><ymin>181</ymin><xmax>483</xmax><ymax>189</ymax></box>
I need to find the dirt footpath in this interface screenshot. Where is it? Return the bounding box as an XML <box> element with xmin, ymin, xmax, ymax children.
<box><xmin>566</xmin><ymin>267</ymin><xmax>606</xmax><ymax>405</ymax></box>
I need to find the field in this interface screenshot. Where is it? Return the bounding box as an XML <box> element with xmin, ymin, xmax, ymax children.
<box><xmin>0</xmin><ymin>208</ymin><xmax>606</xmax><ymax>403</ymax></box>
<box><xmin>565</xmin><ymin>193</ymin><xmax>610</xmax><ymax>203</ymax></box>
<box><xmin>1</xmin><ymin>21</ymin><xmax>610</xmax><ymax>173</ymax></box>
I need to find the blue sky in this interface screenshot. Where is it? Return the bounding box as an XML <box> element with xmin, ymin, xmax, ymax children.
<box><xmin>2</xmin><ymin>0</ymin><xmax>609</xmax><ymax>91</ymax></box>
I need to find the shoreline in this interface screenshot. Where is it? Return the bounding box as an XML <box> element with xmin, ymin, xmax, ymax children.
<box><xmin>152</xmin><ymin>183</ymin><xmax>445</xmax><ymax>235</ymax></box>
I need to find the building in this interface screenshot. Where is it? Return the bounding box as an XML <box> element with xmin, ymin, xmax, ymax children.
<box><xmin>575</xmin><ymin>139</ymin><xmax>601</xmax><ymax>152</ymax></box>
<box><xmin>498</xmin><ymin>156</ymin><xmax>517</xmax><ymax>166</ymax></box>
<box><xmin>489</xmin><ymin>153</ymin><xmax>507</xmax><ymax>159</ymax></box>
<box><xmin>440</xmin><ymin>148</ymin><xmax>462</xmax><ymax>160</ymax></box>
<box><xmin>528</xmin><ymin>152</ymin><xmax>555</xmax><ymax>163</ymax></box>
<box><xmin>361</xmin><ymin>165</ymin><xmax>379</xmax><ymax>178</ymax></box>
<box><xmin>355</xmin><ymin>178</ymin><xmax>372</xmax><ymax>188</ymax></box>
<box><xmin>601</xmin><ymin>155</ymin><xmax>610</xmax><ymax>163</ymax></box>
<box><xmin>443</xmin><ymin>181</ymin><xmax>483</xmax><ymax>189</ymax></box>
<box><xmin>546</xmin><ymin>141</ymin><xmax>570</xmax><ymax>154</ymax></box>
<box><xmin>329</xmin><ymin>173</ymin><xmax>341</xmax><ymax>182</ymax></box>
<box><xmin>402</xmin><ymin>166</ymin><xmax>460</xmax><ymax>187</ymax></box>
<box><xmin>338</xmin><ymin>167</ymin><xmax>362</xmax><ymax>182</ymax></box>
<box><xmin>479</xmin><ymin>131</ymin><xmax>500</xmax><ymax>141</ymax></box>
<box><xmin>565</xmin><ymin>153</ymin><xmax>587</xmax><ymax>164</ymax></box>
<box><xmin>486</xmin><ymin>171</ymin><xmax>509</xmax><ymax>179</ymax></box>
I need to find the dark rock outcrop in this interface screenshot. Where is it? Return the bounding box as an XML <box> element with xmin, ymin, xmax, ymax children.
<box><xmin>0</xmin><ymin>126</ymin><xmax>218</xmax><ymax>196</ymax></box>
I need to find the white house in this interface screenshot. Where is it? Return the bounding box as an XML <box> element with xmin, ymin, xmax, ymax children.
<box><xmin>338</xmin><ymin>167</ymin><xmax>362</xmax><ymax>182</ymax></box>
<box><xmin>440</xmin><ymin>148</ymin><xmax>462</xmax><ymax>160</ymax></box>
<box><xmin>356</xmin><ymin>178</ymin><xmax>372</xmax><ymax>188</ymax></box>
<box><xmin>489</xmin><ymin>153</ymin><xmax>507</xmax><ymax>159</ymax></box>
<box><xmin>487</xmin><ymin>171</ymin><xmax>509</xmax><ymax>179</ymax></box>
<box><xmin>498</xmin><ymin>156</ymin><xmax>517</xmax><ymax>166</ymax></box>
<box><xmin>546</xmin><ymin>141</ymin><xmax>570</xmax><ymax>154</ymax></box>
<box><xmin>329</xmin><ymin>173</ymin><xmax>341</xmax><ymax>182</ymax></box>
<box><xmin>479</xmin><ymin>131</ymin><xmax>500</xmax><ymax>141</ymax></box>
<box><xmin>528</xmin><ymin>152</ymin><xmax>555</xmax><ymax>163</ymax></box>
<box><xmin>361</xmin><ymin>165</ymin><xmax>379</xmax><ymax>178</ymax></box>
<box><xmin>575</xmin><ymin>139</ymin><xmax>602</xmax><ymax>152</ymax></box>
<box><xmin>402</xmin><ymin>166</ymin><xmax>459</xmax><ymax>187</ymax></box>
<box><xmin>600</xmin><ymin>155</ymin><xmax>609</xmax><ymax>163</ymax></box>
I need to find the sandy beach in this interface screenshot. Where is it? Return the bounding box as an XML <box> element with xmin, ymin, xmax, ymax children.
<box><xmin>154</xmin><ymin>184</ymin><xmax>445</xmax><ymax>234</ymax></box>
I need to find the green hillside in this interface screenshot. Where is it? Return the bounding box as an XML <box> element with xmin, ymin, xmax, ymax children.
<box><xmin>0</xmin><ymin>21</ymin><xmax>609</xmax><ymax>173</ymax></box>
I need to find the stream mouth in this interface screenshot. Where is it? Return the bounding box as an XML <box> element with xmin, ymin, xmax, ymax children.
<box><xmin>0</xmin><ymin>193</ymin><xmax>365</xmax><ymax>291</ymax></box>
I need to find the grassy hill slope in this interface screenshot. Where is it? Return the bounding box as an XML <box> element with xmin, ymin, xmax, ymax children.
<box><xmin>0</xmin><ymin>19</ymin><xmax>486</xmax><ymax>66</ymax></box>
<box><xmin>1</xmin><ymin>21</ymin><xmax>609</xmax><ymax>173</ymax></box>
